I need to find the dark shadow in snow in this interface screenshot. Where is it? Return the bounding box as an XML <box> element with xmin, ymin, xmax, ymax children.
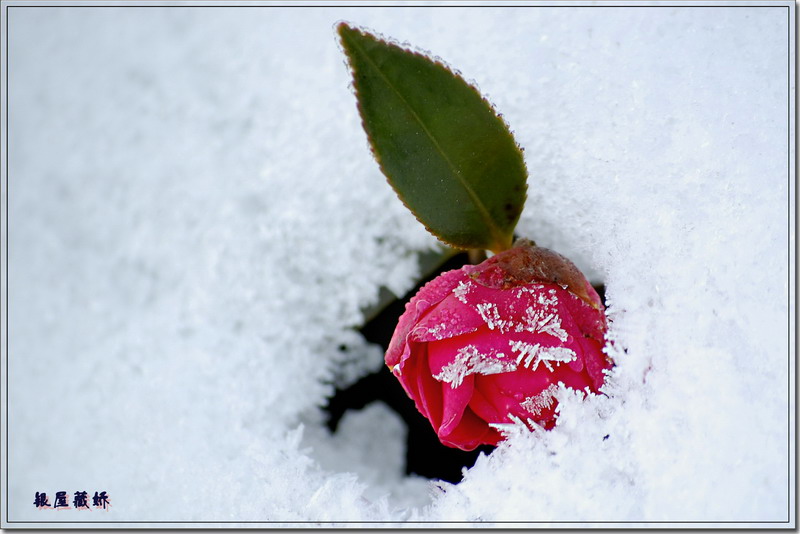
<box><xmin>324</xmin><ymin>251</ymin><xmax>605</xmax><ymax>484</ymax></box>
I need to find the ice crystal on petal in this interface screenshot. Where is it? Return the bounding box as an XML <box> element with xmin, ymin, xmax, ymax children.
<box><xmin>510</xmin><ymin>286</ymin><xmax>569</xmax><ymax>341</ymax></box>
<box><xmin>513</xmin><ymin>284</ymin><xmax>544</xmax><ymax>298</ymax></box>
<box><xmin>489</xmin><ymin>414</ymin><xmax>538</xmax><ymax>438</ymax></box>
<box><xmin>427</xmin><ymin>322</ymin><xmax>449</xmax><ymax>340</ymax></box>
<box><xmin>452</xmin><ymin>280</ymin><xmax>474</xmax><ymax>304</ymax></box>
<box><xmin>520</xmin><ymin>383</ymin><xmax>560</xmax><ymax>415</ymax></box>
<box><xmin>508</xmin><ymin>340</ymin><xmax>576</xmax><ymax>371</ymax></box>
<box><xmin>522</xmin><ymin>306</ymin><xmax>569</xmax><ymax>342</ymax></box>
<box><xmin>433</xmin><ymin>345</ymin><xmax>517</xmax><ymax>388</ymax></box>
<box><xmin>475</xmin><ymin>301</ymin><xmax>520</xmax><ymax>334</ymax></box>
<box><xmin>538</xmin><ymin>292</ymin><xmax>559</xmax><ymax>308</ymax></box>
<box><xmin>476</xmin><ymin>302</ymin><xmax>503</xmax><ymax>331</ymax></box>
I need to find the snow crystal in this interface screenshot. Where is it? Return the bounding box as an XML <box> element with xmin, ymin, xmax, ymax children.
<box><xmin>475</xmin><ymin>301</ymin><xmax>504</xmax><ymax>331</ymax></box>
<box><xmin>452</xmin><ymin>280</ymin><xmax>473</xmax><ymax>304</ymax></box>
<box><xmin>432</xmin><ymin>345</ymin><xmax>517</xmax><ymax>388</ymax></box>
<box><xmin>517</xmin><ymin>288</ymin><xmax>564</xmax><ymax>332</ymax></box>
<box><xmin>6</xmin><ymin>3</ymin><xmax>792</xmax><ymax>528</ymax></box>
<box><xmin>426</xmin><ymin>322</ymin><xmax>449</xmax><ymax>339</ymax></box>
<box><xmin>520</xmin><ymin>384</ymin><xmax>560</xmax><ymax>416</ymax></box>
<box><xmin>475</xmin><ymin>285</ymin><xmax>569</xmax><ymax>340</ymax></box>
<box><xmin>509</xmin><ymin>340</ymin><xmax>577</xmax><ymax>371</ymax></box>
<box><xmin>522</xmin><ymin>305</ymin><xmax>569</xmax><ymax>341</ymax></box>
<box><xmin>488</xmin><ymin>414</ymin><xmax>542</xmax><ymax>437</ymax></box>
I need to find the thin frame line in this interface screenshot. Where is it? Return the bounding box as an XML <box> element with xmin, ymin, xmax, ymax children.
<box><xmin>2</xmin><ymin>1</ymin><xmax>794</xmax><ymax>527</ymax></box>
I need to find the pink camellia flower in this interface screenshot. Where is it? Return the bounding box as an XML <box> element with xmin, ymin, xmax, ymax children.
<box><xmin>386</xmin><ymin>239</ymin><xmax>612</xmax><ymax>451</ymax></box>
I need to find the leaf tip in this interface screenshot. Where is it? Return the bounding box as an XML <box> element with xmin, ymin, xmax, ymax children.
<box><xmin>335</xmin><ymin>20</ymin><xmax>371</xmax><ymax>51</ymax></box>
<box><xmin>334</xmin><ymin>20</ymin><xmax>353</xmax><ymax>38</ymax></box>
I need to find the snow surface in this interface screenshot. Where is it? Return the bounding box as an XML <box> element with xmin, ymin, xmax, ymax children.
<box><xmin>5</xmin><ymin>3</ymin><xmax>793</xmax><ymax>527</ymax></box>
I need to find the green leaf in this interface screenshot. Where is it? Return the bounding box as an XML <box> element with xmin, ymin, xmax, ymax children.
<box><xmin>337</xmin><ymin>23</ymin><xmax>528</xmax><ymax>253</ymax></box>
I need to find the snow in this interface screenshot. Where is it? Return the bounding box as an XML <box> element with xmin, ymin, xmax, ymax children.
<box><xmin>508</xmin><ymin>340</ymin><xmax>576</xmax><ymax>371</ymax></box>
<box><xmin>475</xmin><ymin>302</ymin><xmax>504</xmax><ymax>331</ymax></box>
<box><xmin>520</xmin><ymin>383</ymin><xmax>560</xmax><ymax>416</ymax></box>
<box><xmin>452</xmin><ymin>280</ymin><xmax>474</xmax><ymax>304</ymax></box>
<box><xmin>4</xmin><ymin>2</ymin><xmax>793</xmax><ymax>528</ymax></box>
<box><xmin>471</xmin><ymin>285</ymin><xmax>571</xmax><ymax>339</ymax></box>
<box><xmin>432</xmin><ymin>344</ymin><xmax>517</xmax><ymax>387</ymax></box>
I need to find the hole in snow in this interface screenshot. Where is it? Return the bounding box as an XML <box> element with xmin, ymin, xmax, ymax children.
<box><xmin>325</xmin><ymin>252</ymin><xmax>494</xmax><ymax>484</ymax></box>
<box><xmin>321</xmin><ymin>251</ymin><xmax>606</xmax><ymax>486</ymax></box>
<box><xmin>325</xmin><ymin>366</ymin><xmax>495</xmax><ymax>484</ymax></box>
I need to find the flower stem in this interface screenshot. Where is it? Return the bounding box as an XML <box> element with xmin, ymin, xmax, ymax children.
<box><xmin>468</xmin><ymin>249</ymin><xmax>487</xmax><ymax>264</ymax></box>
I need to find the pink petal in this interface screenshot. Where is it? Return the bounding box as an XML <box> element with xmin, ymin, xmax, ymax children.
<box><xmin>471</xmin><ymin>373</ymin><xmax>537</xmax><ymax>425</ymax></box>
<box><xmin>488</xmin><ymin>366</ymin><xmax>553</xmax><ymax>403</ymax></box>
<box><xmin>550</xmin><ymin>361</ymin><xmax>593</xmax><ymax>392</ymax></box>
<box><xmin>413</xmin><ymin>347</ymin><xmax>443</xmax><ymax>429</ymax></box>
<box><xmin>561</xmin><ymin>289</ymin><xmax>607</xmax><ymax>344</ymax></box>
<box><xmin>426</xmin><ymin>326</ymin><xmax>515</xmax><ymax>377</ymax></box>
<box><xmin>468</xmin><ymin>379</ymin><xmax>505</xmax><ymax>423</ymax></box>
<box><xmin>411</xmin><ymin>293</ymin><xmax>483</xmax><ymax>342</ymax></box>
<box><xmin>439</xmin><ymin>407</ymin><xmax>500</xmax><ymax>450</ymax></box>
<box><xmin>396</xmin><ymin>347</ymin><xmax>421</xmax><ymax>407</ymax></box>
<box><xmin>547</xmin><ymin>290</ymin><xmax>585</xmax><ymax>373</ymax></box>
<box><xmin>576</xmin><ymin>334</ymin><xmax>610</xmax><ymax>390</ymax></box>
<box><xmin>437</xmin><ymin>375</ymin><xmax>475</xmax><ymax>437</ymax></box>
<box><xmin>386</xmin><ymin>267</ymin><xmax>471</xmax><ymax>369</ymax></box>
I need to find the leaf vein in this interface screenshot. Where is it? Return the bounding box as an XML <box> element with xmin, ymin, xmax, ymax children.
<box><xmin>346</xmin><ymin>34</ymin><xmax>508</xmax><ymax>249</ymax></box>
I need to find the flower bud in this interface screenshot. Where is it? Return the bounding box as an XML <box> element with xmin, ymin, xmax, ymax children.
<box><xmin>386</xmin><ymin>239</ymin><xmax>612</xmax><ymax>450</ymax></box>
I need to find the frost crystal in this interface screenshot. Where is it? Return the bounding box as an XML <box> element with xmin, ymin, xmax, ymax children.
<box><xmin>475</xmin><ymin>287</ymin><xmax>568</xmax><ymax>341</ymax></box>
<box><xmin>452</xmin><ymin>280</ymin><xmax>473</xmax><ymax>304</ymax></box>
<box><xmin>433</xmin><ymin>345</ymin><xmax>517</xmax><ymax>388</ymax></box>
<box><xmin>513</xmin><ymin>284</ymin><xmax>545</xmax><ymax>298</ymax></box>
<box><xmin>489</xmin><ymin>414</ymin><xmax>539</xmax><ymax>436</ymax></box>
<box><xmin>515</xmin><ymin>287</ymin><xmax>569</xmax><ymax>341</ymax></box>
<box><xmin>520</xmin><ymin>384</ymin><xmax>560</xmax><ymax>415</ymax></box>
<box><xmin>476</xmin><ymin>302</ymin><xmax>504</xmax><ymax>331</ymax></box>
<box><xmin>521</xmin><ymin>305</ymin><xmax>569</xmax><ymax>342</ymax></box>
<box><xmin>508</xmin><ymin>340</ymin><xmax>576</xmax><ymax>371</ymax></box>
<box><xmin>427</xmin><ymin>322</ymin><xmax>449</xmax><ymax>340</ymax></box>
<box><xmin>475</xmin><ymin>301</ymin><xmax>520</xmax><ymax>334</ymax></box>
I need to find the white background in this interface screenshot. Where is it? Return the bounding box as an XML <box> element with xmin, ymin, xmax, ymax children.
<box><xmin>3</xmin><ymin>1</ymin><xmax>795</xmax><ymax>527</ymax></box>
